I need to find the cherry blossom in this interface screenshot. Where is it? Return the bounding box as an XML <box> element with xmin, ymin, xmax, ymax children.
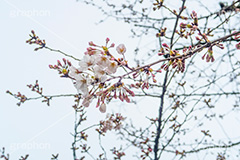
<box><xmin>78</xmin><ymin>54</ymin><xmax>96</xmax><ymax>71</ymax></box>
<box><xmin>106</xmin><ymin>61</ymin><xmax>118</xmax><ymax>74</ymax></box>
<box><xmin>96</xmin><ymin>55</ymin><xmax>110</xmax><ymax>69</ymax></box>
<box><xmin>74</xmin><ymin>74</ymin><xmax>91</xmax><ymax>96</ymax></box>
<box><xmin>93</xmin><ymin>65</ymin><xmax>107</xmax><ymax>83</ymax></box>
<box><xmin>116</xmin><ymin>44</ymin><xmax>126</xmax><ymax>54</ymax></box>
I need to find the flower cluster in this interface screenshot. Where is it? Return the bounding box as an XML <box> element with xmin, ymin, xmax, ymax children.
<box><xmin>175</xmin><ymin>150</ymin><xmax>185</xmax><ymax>156</ymax></box>
<box><xmin>54</xmin><ymin>38</ymin><xmax>136</xmax><ymax>112</ymax></box>
<box><xmin>26</xmin><ymin>30</ymin><xmax>46</xmax><ymax>51</ymax></box>
<box><xmin>132</xmin><ymin>67</ymin><xmax>157</xmax><ymax>89</ymax></box>
<box><xmin>6</xmin><ymin>90</ymin><xmax>27</xmax><ymax>106</ymax></box>
<box><xmin>49</xmin><ymin>58</ymin><xmax>72</xmax><ymax>77</ymax></box>
<box><xmin>111</xmin><ymin>147</ymin><xmax>126</xmax><ymax>159</ymax></box>
<box><xmin>27</xmin><ymin>80</ymin><xmax>51</xmax><ymax>106</ymax></box>
<box><xmin>153</xmin><ymin>0</ymin><xmax>164</xmax><ymax>11</ymax></box>
<box><xmin>156</xmin><ymin>27</ymin><xmax>167</xmax><ymax>37</ymax></box>
<box><xmin>139</xmin><ymin>138</ymin><xmax>153</xmax><ymax>160</ymax></box>
<box><xmin>202</xmin><ymin>46</ymin><xmax>215</xmax><ymax>62</ymax></box>
<box><xmin>176</xmin><ymin>10</ymin><xmax>199</xmax><ymax>39</ymax></box>
<box><xmin>96</xmin><ymin>113</ymin><xmax>126</xmax><ymax>135</ymax></box>
<box><xmin>159</xmin><ymin>43</ymin><xmax>186</xmax><ymax>72</ymax></box>
<box><xmin>95</xmin><ymin>81</ymin><xmax>135</xmax><ymax>112</ymax></box>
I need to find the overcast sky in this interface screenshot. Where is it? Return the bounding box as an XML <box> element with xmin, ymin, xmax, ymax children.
<box><xmin>1</xmin><ymin>0</ymin><xmax>240</xmax><ymax>159</ymax></box>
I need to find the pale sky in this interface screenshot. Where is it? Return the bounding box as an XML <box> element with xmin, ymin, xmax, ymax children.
<box><xmin>1</xmin><ymin>0</ymin><xmax>240</xmax><ymax>160</ymax></box>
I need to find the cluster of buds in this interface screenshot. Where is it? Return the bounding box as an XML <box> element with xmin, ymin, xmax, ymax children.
<box><xmin>7</xmin><ymin>81</ymin><xmax>52</xmax><ymax>106</ymax></box>
<box><xmin>49</xmin><ymin>58</ymin><xmax>72</xmax><ymax>77</ymax></box>
<box><xmin>140</xmin><ymin>147</ymin><xmax>153</xmax><ymax>160</ymax></box>
<box><xmin>202</xmin><ymin>46</ymin><xmax>215</xmax><ymax>62</ymax></box>
<box><xmin>96</xmin><ymin>113</ymin><xmax>126</xmax><ymax>135</ymax></box>
<box><xmin>96</xmin><ymin>82</ymin><xmax>135</xmax><ymax>112</ymax></box>
<box><xmin>201</xmin><ymin>130</ymin><xmax>211</xmax><ymax>137</ymax></box>
<box><xmin>27</xmin><ymin>80</ymin><xmax>51</xmax><ymax>106</ymax></box>
<box><xmin>159</xmin><ymin>43</ymin><xmax>186</xmax><ymax>72</ymax></box>
<box><xmin>171</xmin><ymin>100</ymin><xmax>180</xmax><ymax>109</ymax></box>
<box><xmin>132</xmin><ymin>67</ymin><xmax>157</xmax><ymax>89</ymax></box>
<box><xmin>79</xmin><ymin>144</ymin><xmax>90</xmax><ymax>153</ymax></box>
<box><xmin>190</xmin><ymin>11</ymin><xmax>198</xmax><ymax>27</ymax></box>
<box><xmin>170</xmin><ymin>123</ymin><xmax>181</xmax><ymax>131</ymax></box>
<box><xmin>6</xmin><ymin>90</ymin><xmax>27</xmax><ymax>106</ymax></box>
<box><xmin>26</xmin><ymin>30</ymin><xmax>46</xmax><ymax>51</ymax></box>
<box><xmin>153</xmin><ymin>0</ymin><xmax>163</xmax><ymax>11</ymax></box>
<box><xmin>176</xmin><ymin>23</ymin><xmax>190</xmax><ymax>39</ymax></box>
<box><xmin>172</xmin><ymin>7</ymin><xmax>188</xmax><ymax>20</ymax></box>
<box><xmin>111</xmin><ymin>147</ymin><xmax>126</xmax><ymax>159</ymax></box>
<box><xmin>175</xmin><ymin>150</ymin><xmax>185</xmax><ymax>156</ymax></box>
<box><xmin>156</xmin><ymin>27</ymin><xmax>167</xmax><ymax>37</ymax></box>
<box><xmin>138</xmin><ymin>138</ymin><xmax>152</xmax><ymax>159</ymax></box>
<box><xmin>72</xmin><ymin>94</ymin><xmax>84</xmax><ymax>110</ymax></box>
<box><xmin>27</xmin><ymin>80</ymin><xmax>42</xmax><ymax>94</ymax></box>
<box><xmin>80</xmin><ymin>132</ymin><xmax>88</xmax><ymax>141</ymax></box>
<box><xmin>169</xmin><ymin>115</ymin><xmax>177</xmax><ymax>122</ymax></box>
<box><xmin>201</xmin><ymin>41</ymin><xmax>225</xmax><ymax>63</ymax></box>
<box><xmin>176</xmin><ymin>11</ymin><xmax>199</xmax><ymax>39</ymax></box>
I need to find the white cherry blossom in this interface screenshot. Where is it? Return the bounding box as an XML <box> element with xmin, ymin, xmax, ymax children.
<box><xmin>93</xmin><ymin>65</ymin><xmax>107</xmax><ymax>83</ymax></box>
<box><xmin>106</xmin><ymin>61</ymin><xmax>118</xmax><ymax>74</ymax></box>
<box><xmin>68</xmin><ymin>66</ymin><xmax>82</xmax><ymax>79</ymax></box>
<box><xmin>116</xmin><ymin>44</ymin><xmax>126</xmax><ymax>54</ymax></box>
<box><xmin>96</xmin><ymin>55</ymin><xmax>110</xmax><ymax>69</ymax></box>
<box><xmin>74</xmin><ymin>74</ymin><xmax>91</xmax><ymax>96</ymax></box>
<box><xmin>78</xmin><ymin>54</ymin><xmax>96</xmax><ymax>71</ymax></box>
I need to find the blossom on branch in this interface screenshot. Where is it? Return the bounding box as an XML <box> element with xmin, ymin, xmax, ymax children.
<box><xmin>116</xmin><ymin>44</ymin><xmax>126</xmax><ymax>54</ymax></box>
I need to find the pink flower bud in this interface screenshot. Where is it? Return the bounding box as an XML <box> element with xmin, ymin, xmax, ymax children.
<box><xmin>89</xmin><ymin>41</ymin><xmax>96</xmax><ymax>46</ymax></box>
<box><xmin>180</xmin><ymin>22</ymin><xmax>187</xmax><ymax>28</ymax></box>
<box><xmin>57</xmin><ymin>60</ymin><xmax>62</xmax><ymax>66</ymax></box>
<box><xmin>196</xmin><ymin>36</ymin><xmax>201</xmax><ymax>41</ymax></box>
<box><xmin>148</xmin><ymin>148</ymin><xmax>153</xmax><ymax>152</ymax></box>
<box><xmin>62</xmin><ymin>58</ymin><xmax>66</xmax><ymax>64</ymax></box>
<box><xmin>67</xmin><ymin>60</ymin><xmax>72</xmax><ymax>66</ymax></box>
<box><xmin>110</xmin><ymin>43</ymin><xmax>115</xmax><ymax>48</ymax></box>
<box><xmin>162</xmin><ymin>43</ymin><xmax>169</xmax><ymax>48</ymax></box>
<box><xmin>99</xmin><ymin>103</ymin><xmax>106</xmax><ymax>113</ymax></box>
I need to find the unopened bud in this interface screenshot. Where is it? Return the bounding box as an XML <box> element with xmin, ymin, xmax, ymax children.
<box><xmin>89</xmin><ymin>41</ymin><xmax>96</xmax><ymax>46</ymax></box>
<box><xmin>57</xmin><ymin>60</ymin><xmax>62</xmax><ymax>66</ymax></box>
<box><xmin>110</xmin><ymin>43</ymin><xmax>115</xmax><ymax>48</ymax></box>
<box><xmin>162</xmin><ymin>43</ymin><xmax>169</xmax><ymax>48</ymax></box>
<box><xmin>63</xmin><ymin>58</ymin><xmax>67</xmax><ymax>64</ymax></box>
<box><xmin>106</xmin><ymin>37</ymin><xmax>110</xmax><ymax>43</ymax></box>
